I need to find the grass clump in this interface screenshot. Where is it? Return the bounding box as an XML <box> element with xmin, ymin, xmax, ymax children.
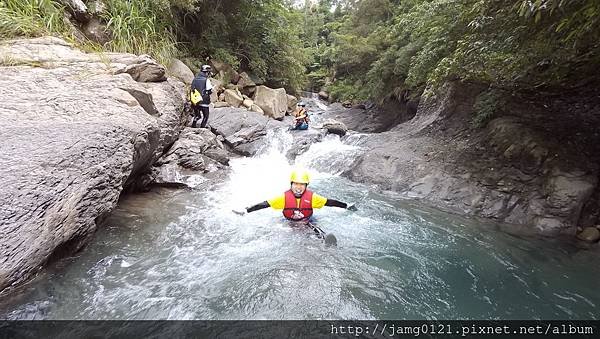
<box><xmin>101</xmin><ymin>0</ymin><xmax>180</xmax><ymax>65</ymax></box>
<box><xmin>0</xmin><ymin>0</ymin><xmax>67</xmax><ymax>39</ymax></box>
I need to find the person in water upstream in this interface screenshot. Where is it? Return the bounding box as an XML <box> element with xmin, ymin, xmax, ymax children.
<box><xmin>290</xmin><ymin>102</ymin><xmax>309</xmax><ymax>131</ymax></box>
<box><xmin>233</xmin><ymin>170</ymin><xmax>357</xmax><ymax>221</ymax></box>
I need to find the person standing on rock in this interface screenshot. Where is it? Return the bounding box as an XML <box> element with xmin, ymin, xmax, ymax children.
<box><xmin>190</xmin><ymin>65</ymin><xmax>214</xmax><ymax>128</ymax></box>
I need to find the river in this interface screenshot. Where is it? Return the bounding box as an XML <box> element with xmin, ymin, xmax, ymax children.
<box><xmin>1</xmin><ymin>100</ymin><xmax>599</xmax><ymax>320</ymax></box>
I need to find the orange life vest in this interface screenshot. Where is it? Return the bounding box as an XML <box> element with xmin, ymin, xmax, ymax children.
<box><xmin>282</xmin><ymin>189</ymin><xmax>313</xmax><ymax>221</ymax></box>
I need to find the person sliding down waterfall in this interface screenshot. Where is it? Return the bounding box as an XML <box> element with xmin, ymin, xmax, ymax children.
<box><xmin>290</xmin><ymin>102</ymin><xmax>310</xmax><ymax>131</ymax></box>
<box><xmin>233</xmin><ymin>169</ymin><xmax>357</xmax><ymax>245</ymax></box>
<box><xmin>189</xmin><ymin>65</ymin><xmax>214</xmax><ymax>128</ymax></box>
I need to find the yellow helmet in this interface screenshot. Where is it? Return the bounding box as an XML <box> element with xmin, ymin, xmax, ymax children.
<box><xmin>290</xmin><ymin>169</ymin><xmax>310</xmax><ymax>184</ymax></box>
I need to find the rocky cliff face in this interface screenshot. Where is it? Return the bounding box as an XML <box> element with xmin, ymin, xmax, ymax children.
<box><xmin>0</xmin><ymin>37</ymin><xmax>187</xmax><ymax>291</ymax></box>
<box><xmin>344</xmin><ymin>81</ymin><xmax>599</xmax><ymax>237</ymax></box>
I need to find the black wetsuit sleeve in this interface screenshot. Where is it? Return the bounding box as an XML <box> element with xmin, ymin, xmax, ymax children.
<box><xmin>324</xmin><ymin>199</ymin><xmax>348</xmax><ymax>209</ymax></box>
<box><xmin>246</xmin><ymin>201</ymin><xmax>270</xmax><ymax>213</ymax></box>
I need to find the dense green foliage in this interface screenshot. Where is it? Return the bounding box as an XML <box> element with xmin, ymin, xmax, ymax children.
<box><xmin>301</xmin><ymin>0</ymin><xmax>600</xmax><ymax>102</ymax></box>
<box><xmin>100</xmin><ymin>0</ymin><xmax>184</xmax><ymax>64</ymax></box>
<box><xmin>3</xmin><ymin>0</ymin><xmax>598</xmax><ymax>99</ymax></box>
<box><xmin>0</xmin><ymin>0</ymin><xmax>67</xmax><ymax>38</ymax></box>
<box><xmin>177</xmin><ymin>0</ymin><xmax>308</xmax><ymax>93</ymax></box>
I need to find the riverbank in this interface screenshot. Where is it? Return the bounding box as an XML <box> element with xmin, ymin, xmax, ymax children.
<box><xmin>327</xmin><ymin>82</ymin><xmax>599</xmax><ymax>240</ymax></box>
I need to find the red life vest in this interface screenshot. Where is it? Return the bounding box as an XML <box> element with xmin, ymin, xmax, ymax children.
<box><xmin>282</xmin><ymin>189</ymin><xmax>313</xmax><ymax>221</ymax></box>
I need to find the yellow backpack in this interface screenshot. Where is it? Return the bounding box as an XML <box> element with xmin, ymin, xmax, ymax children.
<box><xmin>190</xmin><ymin>89</ymin><xmax>203</xmax><ymax>105</ymax></box>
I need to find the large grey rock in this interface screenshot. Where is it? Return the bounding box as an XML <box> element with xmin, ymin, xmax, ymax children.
<box><xmin>322</xmin><ymin>97</ymin><xmax>418</xmax><ymax>133</ymax></box>
<box><xmin>150</xmin><ymin>128</ymin><xmax>230</xmax><ymax>187</ymax></box>
<box><xmin>343</xmin><ymin>81</ymin><xmax>599</xmax><ymax>236</ymax></box>
<box><xmin>322</xmin><ymin>119</ymin><xmax>347</xmax><ymax>136</ymax></box>
<box><xmin>286</xmin><ymin>128</ymin><xmax>324</xmax><ymax>159</ymax></box>
<box><xmin>210</xmin><ymin>107</ymin><xmax>286</xmax><ymax>155</ymax></box>
<box><xmin>318</xmin><ymin>91</ymin><xmax>329</xmax><ymax>100</ymax></box>
<box><xmin>224</xmin><ymin>89</ymin><xmax>243</xmax><ymax>107</ymax></box>
<box><xmin>286</xmin><ymin>94</ymin><xmax>298</xmax><ymax>112</ymax></box>
<box><xmin>150</xmin><ymin>162</ymin><xmax>193</xmax><ymax>188</ymax></box>
<box><xmin>167</xmin><ymin>58</ymin><xmax>194</xmax><ymax>84</ymax></box>
<box><xmin>253</xmin><ymin>85</ymin><xmax>287</xmax><ymax>119</ymax></box>
<box><xmin>114</xmin><ymin>54</ymin><xmax>167</xmax><ymax>82</ymax></box>
<box><xmin>0</xmin><ymin>37</ymin><xmax>187</xmax><ymax>292</ymax></box>
<box><xmin>156</xmin><ymin>127</ymin><xmax>229</xmax><ymax>170</ymax></box>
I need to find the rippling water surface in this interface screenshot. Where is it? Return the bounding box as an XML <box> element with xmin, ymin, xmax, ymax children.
<box><xmin>2</xmin><ymin>108</ymin><xmax>599</xmax><ymax>320</ymax></box>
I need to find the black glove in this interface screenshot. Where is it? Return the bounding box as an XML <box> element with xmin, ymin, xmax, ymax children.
<box><xmin>347</xmin><ymin>204</ymin><xmax>358</xmax><ymax>211</ymax></box>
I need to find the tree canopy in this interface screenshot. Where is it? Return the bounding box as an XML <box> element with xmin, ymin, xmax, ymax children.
<box><xmin>301</xmin><ymin>0</ymin><xmax>600</xmax><ymax>102</ymax></box>
<box><xmin>2</xmin><ymin>0</ymin><xmax>598</xmax><ymax>97</ymax></box>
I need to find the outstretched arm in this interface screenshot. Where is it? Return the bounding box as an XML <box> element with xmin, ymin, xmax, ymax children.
<box><xmin>247</xmin><ymin>201</ymin><xmax>270</xmax><ymax>212</ymax></box>
<box><xmin>312</xmin><ymin>193</ymin><xmax>358</xmax><ymax>211</ymax></box>
<box><xmin>324</xmin><ymin>199</ymin><xmax>347</xmax><ymax>208</ymax></box>
<box><xmin>233</xmin><ymin>195</ymin><xmax>285</xmax><ymax>215</ymax></box>
<box><xmin>233</xmin><ymin>201</ymin><xmax>270</xmax><ymax>215</ymax></box>
<box><xmin>324</xmin><ymin>198</ymin><xmax>358</xmax><ymax>211</ymax></box>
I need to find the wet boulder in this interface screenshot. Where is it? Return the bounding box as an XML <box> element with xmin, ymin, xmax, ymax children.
<box><xmin>577</xmin><ymin>227</ymin><xmax>600</xmax><ymax>242</ymax></box>
<box><xmin>286</xmin><ymin>128</ymin><xmax>324</xmax><ymax>159</ymax></box>
<box><xmin>342</xmin><ymin>80</ymin><xmax>599</xmax><ymax>237</ymax></box>
<box><xmin>149</xmin><ymin>128</ymin><xmax>229</xmax><ymax>187</ymax></box>
<box><xmin>156</xmin><ymin>127</ymin><xmax>229</xmax><ymax>170</ymax></box>
<box><xmin>322</xmin><ymin>119</ymin><xmax>348</xmax><ymax>136</ymax></box>
<box><xmin>209</xmin><ymin>107</ymin><xmax>286</xmax><ymax>156</ymax></box>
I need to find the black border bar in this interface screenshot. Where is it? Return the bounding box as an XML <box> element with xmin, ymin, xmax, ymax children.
<box><xmin>0</xmin><ymin>320</ymin><xmax>598</xmax><ymax>338</ymax></box>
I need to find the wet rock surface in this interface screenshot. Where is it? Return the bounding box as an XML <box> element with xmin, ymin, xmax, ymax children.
<box><xmin>147</xmin><ymin>128</ymin><xmax>230</xmax><ymax>188</ymax></box>
<box><xmin>209</xmin><ymin>107</ymin><xmax>287</xmax><ymax>156</ymax></box>
<box><xmin>342</xmin><ymin>81</ymin><xmax>599</xmax><ymax>236</ymax></box>
<box><xmin>0</xmin><ymin>37</ymin><xmax>187</xmax><ymax>291</ymax></box>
